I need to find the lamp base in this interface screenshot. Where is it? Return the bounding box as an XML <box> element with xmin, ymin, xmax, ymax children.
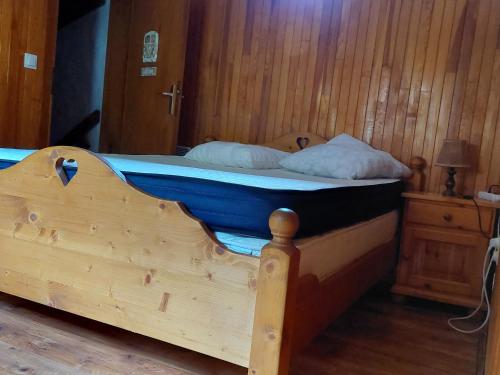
<box><xmin>442</xmin><ymin>167</ymin><xmax>457</xmax><ymax>197</ymax></box>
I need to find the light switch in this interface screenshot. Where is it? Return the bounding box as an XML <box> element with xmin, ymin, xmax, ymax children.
<box><xmin>24</xmin><ymin>53</ymin><xmax>38</xmax><ymax>70</ymax></box>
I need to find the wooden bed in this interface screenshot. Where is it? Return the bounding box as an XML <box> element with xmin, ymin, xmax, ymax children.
<box><xmin>0</xmin><ymin>133</ymin><xmax>425</xmax><ymax>375</ymax></box>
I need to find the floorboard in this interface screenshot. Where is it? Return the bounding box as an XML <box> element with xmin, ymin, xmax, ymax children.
<box><xmin>0</xmin><ymin>286</ymin><xmax>485</xmax><ymax>374</ymax></box>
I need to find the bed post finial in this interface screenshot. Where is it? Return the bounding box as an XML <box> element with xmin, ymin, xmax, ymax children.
<box><xmin>407</xmin><ymin>156</ymin><xmax>426</xmax><ymax>192</ymax></box>
<box><xmin>249</xmin><ymin>209</ymin><xmax>300</xmax><ymax>375</ymax></box>
<box><xmin>269</xmin><ymin>208</ymin><xmax>299</xmax><ymax>244</ymax></box>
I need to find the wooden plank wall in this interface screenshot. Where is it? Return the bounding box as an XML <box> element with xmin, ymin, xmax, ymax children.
<box><xmin>180</xmin><ymin>0</ymin><xmax>500</xmax><ymax>195</ymax></box>
<box><xmin>0</xmin><ymin>0</ymin><xmax>58</xmax><ymax>148</ymax></box>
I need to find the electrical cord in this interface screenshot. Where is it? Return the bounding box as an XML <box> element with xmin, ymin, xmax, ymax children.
<box><xmin>472</xmin><ymin>197</ymin><xmax>492</xmax><ymax>239</ymax></box>
<box><xmin>448</xmin><ymin>189</ymin><xmax>500</xmax><ymax>334</ymax></box>
<box><xmin>448</xmin><ymin>245</ymin><xmax>496</xmax><ymax>334</ymax></box>
<box><xmin>492</xmin><ymin>183</ymin><xmax>500</xmax><ymax>238</ymax></box>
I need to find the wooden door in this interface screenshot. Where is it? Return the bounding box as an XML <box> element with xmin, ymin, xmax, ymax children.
<box><xmin>102</xmin><ymin>0</ymin><xmax>190</xmax><ymax>155</ymax></box>
<box><xmin>0</xmin><ymin>0</ymin><xmax>58</xmax><ymax>148</ymax></box>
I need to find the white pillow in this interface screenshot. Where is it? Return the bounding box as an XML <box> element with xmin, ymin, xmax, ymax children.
<box><xmin>185</xmin><ymin>141</ymin><xmax>290</xmax><ymax>169</ymax></box>
<box><xmin>327</xmin><ymin>133</ymin><xmax>374</xmax><ymax>151</ymax></box>
<box><xmin>280</xmin><ymin>136</ymin><xmax>411</xmax><ymax>179</ymax></box>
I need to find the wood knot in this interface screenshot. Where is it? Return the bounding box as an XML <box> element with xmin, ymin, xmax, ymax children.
<box><xmin>29</xmin><ymin>213</ymin><xmax>38</xmax><ymax>222</ymax></box>
<box><xmin>50</xmin><ymin>230</ymin><xmax>59</xmax><ymax>242</ymax></box>
<box><xmin>144</xmin><ymin>273</ymin><xmax>152</xmax><ymax>285</ymax></box>
<box><xmin>265</xmin><ymin>326</ymin><xmax>277</xmax><ymax>341</ymax></box>
<box><xmin>248</xmin><ymin>277</ymin><xmax>257</xmax><ymax>290</ymax></box>
<box><xmin>265</xmin><ymin>261</ymin><xmax>275</xmax><ymax>274</ymax></box>
<box><xmin>159</xmin><ymin>292</ymin><xmax>170</xmax><ymax>312</ymax></box>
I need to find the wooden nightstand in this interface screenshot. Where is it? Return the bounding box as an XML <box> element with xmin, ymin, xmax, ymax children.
<box><xmin>392</xmin><ymin>192</ymin><xmax>500</xmax><ymax>308</ymax></box>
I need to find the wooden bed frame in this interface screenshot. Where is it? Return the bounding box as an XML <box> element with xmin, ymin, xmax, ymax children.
<box><xmin>0</xmin><ymin>134</ymin><xmax>426</xmax><ymax>374</ymax></box>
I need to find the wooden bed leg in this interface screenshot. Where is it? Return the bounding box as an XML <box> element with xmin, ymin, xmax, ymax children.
<box><xmin>248</xmin><ymin>209</ymin><xmax>300</xmax><ymax>375</ymax></box>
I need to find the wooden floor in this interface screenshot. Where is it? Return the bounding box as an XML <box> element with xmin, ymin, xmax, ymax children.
<box><xmin>0</xmin><ymin>286</ymin><xmax>485</xmax><ymax>375</ymax></box>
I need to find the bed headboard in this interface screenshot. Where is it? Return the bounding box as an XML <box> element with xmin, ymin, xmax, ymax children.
<box><xmin>263</xmin><ymin>132</ymin><xmax>327</xmax><ymax>152</ymax></box>
<box><xmin>203</xmin><ymin>133</ymin><xmax>426</xmax><ymax>192</ymax></box>
<box><xmin>204</xmin><ymin>132</ymin><xmax>327</xmax><ymax>153</ymax></box>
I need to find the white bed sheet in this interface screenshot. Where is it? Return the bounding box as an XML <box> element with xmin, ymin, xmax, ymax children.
<box><xmin>0</xmin><ymin>149</ymin><xmax>399</xmax><ymax>191</ymax></box>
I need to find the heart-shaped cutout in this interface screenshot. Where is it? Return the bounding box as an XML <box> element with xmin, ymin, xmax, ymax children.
<box><xmin>55</xmin><ymin>158</ymin><xmax>78</xmax><ymax>186</ymax></box>
<box><xmin>297</xmin><ymin>137</ymin><xmax>310</xmax><ymax>150</ymax></box>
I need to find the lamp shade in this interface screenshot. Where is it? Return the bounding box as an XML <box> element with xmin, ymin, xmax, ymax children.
<box><xmin>436</xmin><ymin>139</ymin><xmax>470</xmax><ymax>168</ymax></box>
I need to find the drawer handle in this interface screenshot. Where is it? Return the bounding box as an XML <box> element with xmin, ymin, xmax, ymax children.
<box><xmin>443</xmin><ymin>214</ymin><xmax>453</xmax><ymax>222</ymax></box>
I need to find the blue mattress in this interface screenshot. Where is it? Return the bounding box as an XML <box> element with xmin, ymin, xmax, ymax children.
<box><xmin>0</xmin><ymin>156</ymin><xmax>404</xmax><ymax>239</ymax></box>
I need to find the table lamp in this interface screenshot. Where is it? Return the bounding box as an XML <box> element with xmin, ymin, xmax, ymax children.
<box><xmin>435</xmin><ymin>139</ymin><xmax>470</xmax><ymax>197</ymax></box>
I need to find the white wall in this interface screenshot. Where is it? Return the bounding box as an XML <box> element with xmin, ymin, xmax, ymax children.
<box><xmin>50</xmin><ymin>1</ymin><xmax>110</xmax><ymax>152</ymax></box>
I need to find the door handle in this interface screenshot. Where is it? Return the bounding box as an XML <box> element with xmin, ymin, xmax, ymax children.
<box><xmin>161</xmin><ymin>83</ymin><xmax>183</xmax><ymax>116</ymax></box>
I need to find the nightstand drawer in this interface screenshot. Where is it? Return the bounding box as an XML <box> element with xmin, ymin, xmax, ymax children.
<box><xmin>406</xmin><ymin>200</ymin><xmax>493</xmax><ymax>233</ymax></box>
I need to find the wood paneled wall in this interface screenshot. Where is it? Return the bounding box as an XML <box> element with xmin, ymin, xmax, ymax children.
<box><xmin>180</xmin><ymin>0</ymin><xmax>500</xmax><ymax>194</ymax></box>
<box><xmin>0</xmin><ymin>0</ymin><xmax>58</xmax><ymax>148</ymax></box>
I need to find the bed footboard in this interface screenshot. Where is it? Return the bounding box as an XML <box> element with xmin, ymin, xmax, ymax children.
<box><xmin>249</xmin><ymin>209</ymin><xmax>300</xmax><ymax>375</ymax></box>
<box><xmin>0</xmin><ymin>147</ymin><xmax>261</xmax><ymax>367</ymax></box>
<box><xmin>0</xmin><ymin>146</ymin><xmax>387</xmax><ymax>374</ymax></box>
